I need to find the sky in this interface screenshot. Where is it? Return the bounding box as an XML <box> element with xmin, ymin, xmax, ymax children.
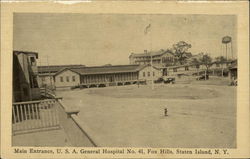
<box><xmin>13</xmin><ymin>13</ymin><xmax>236</xmax><ymax>66</ymax></box>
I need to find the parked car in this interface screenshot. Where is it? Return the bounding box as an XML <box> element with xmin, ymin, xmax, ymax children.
<box><xmin>164</xmin><ymin>77</ymin><xmax>175</xmax><ymax>84</ymax></box>
<box><xmin>196</xmin><ymin>74</ymin><xmax>209</xmax><ymax>80</ymax></box>
<box><xmin>154</xmin><ymin>77</ymin><xmax>164</xmax><ymax>83</ymax></box>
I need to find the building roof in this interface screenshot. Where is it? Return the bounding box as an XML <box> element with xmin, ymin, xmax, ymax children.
<box><xmin>211</xmin><ymin>59</ymin><xmax>236</xmax><ymax>64</ymax></box>
<box><xmin>228</xmin><ymin>61</ymin><xmax>237</xmax><ymax>69</ymax></box>
<box><xmin>70</xmin><ymin>64</ymin><xmax>141</xmax><ymax>75</ymax></box>
<box><xmin>38</xmin><ymin>73</ymin><xmax>56</xmax><ymax>76</ymax></box>
<box><xmin>54</xmin><ymin>64</ymin><xmax>160</xmax><ymax>76</ymax></box>
<box><xmin>38</xmin><ymin>65</ymin><xmax>85</xmax><ymax>74</ymax></box>
<box><xmin>166</xmin><ymin>64</ymin><xmax>193</xmax><ymax>69</ymax></box>
<box><xmin>14</xmin><ymin>50</ymin><xmax>38</xmax><ymax>58</ymax></box>
<box><xmin>130</xmin><ymin>49</ymin><xmax>173</xmax><ymax>58</ymax></box>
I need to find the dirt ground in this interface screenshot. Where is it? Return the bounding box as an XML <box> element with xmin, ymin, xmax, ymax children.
<box><xmin>57</xmin><ymin>82</ymin><xmax>236</xmax><ymax>148</ymax></box>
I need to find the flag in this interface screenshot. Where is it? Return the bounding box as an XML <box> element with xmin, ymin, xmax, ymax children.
<box><xmin>144</xmin><ymin>24</ymin><xmax>151</xmax><ymax>35</ymax></box>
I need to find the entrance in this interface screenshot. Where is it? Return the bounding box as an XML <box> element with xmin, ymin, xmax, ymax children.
<box><xmin>108</xmin><ymin>75</ymin><xmax>114</xmax><ymax>82</ymax></box>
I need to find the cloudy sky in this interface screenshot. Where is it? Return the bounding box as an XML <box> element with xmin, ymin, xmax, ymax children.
<box><xmin>13</xmin><ymin>13</ymin><xmax>236</xmax><ymax>66</ymax></box>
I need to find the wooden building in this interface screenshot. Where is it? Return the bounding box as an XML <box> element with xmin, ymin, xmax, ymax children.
<box><xmin>54</xmin><ymin>69</ymin><xmax>81</xmax><ymax>88</ymax></box>
<box><xmin>13</xmin><ymin>51</ymin><xmax>40</xmax><ymax>102</ymax></box>
<box><xmin>164</xmin><ymin>64</ymin><xmax>204</xmax><ymax>77</ymax></box>
<box><xmin>228</xmin><ymin>62</ymin><xmax>237</xmax><ymax>80</ymax></box>
<box><xmin>138</xmin><ymin>65</ymin><xmax>162</xmax><ymax>83</ymax></box>
<box><xmin>37</xmin><ymin>64</ymin><xmax>85</xmax><ymax>89</ymax></box>
<box><xmin>54</xmin><ymin>64</ymin><xmax>162</xmax><ymax>88</ymax></box>
<box><xmin>129</xmin><ymin>49</ymin><xmax>175</xmax><ymax>67</ymax></box>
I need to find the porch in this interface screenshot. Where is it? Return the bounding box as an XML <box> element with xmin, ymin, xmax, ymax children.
<box><xmin>78</xmin><ymin>79</ymin><xmax>146</xmax><ymax>89</ymax></box>
<box><xmin>12</xmin><ymin>97</ymin><xmax>97</xmax><ymax>147</ymax></box>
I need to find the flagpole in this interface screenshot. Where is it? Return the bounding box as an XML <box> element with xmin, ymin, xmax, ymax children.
<box><xmin>150</xmin><ymin>17</ymin><xmax>154</xmax><ymax>90</ymax></box>
<box><xmin>144</xmin><ymin>19</ymin><xmax>154</xmax><ymax>90</ymax></box>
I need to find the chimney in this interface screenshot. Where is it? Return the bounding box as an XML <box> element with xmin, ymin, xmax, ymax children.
<box><xmin>144</xmin><ymin>50</ymin><xmax>147</xmax><ymax>54</ymax></box>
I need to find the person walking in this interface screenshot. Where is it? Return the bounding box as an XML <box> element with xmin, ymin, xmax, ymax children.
<box><xmin>164</xmin><ymin>108</ymin><xmax>168</xmax><ymax>116</ymax></box>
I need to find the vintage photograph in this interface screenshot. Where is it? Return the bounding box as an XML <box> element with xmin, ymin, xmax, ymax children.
<box><xmin>12</xmin><ymin>13</ymin><xmax>237</xmax><ymax>148</ymax></box>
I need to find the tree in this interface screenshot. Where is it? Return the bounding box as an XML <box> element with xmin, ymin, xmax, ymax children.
<box><xmin>215</xmin><ymin>56</ymin><xmax>227</xmax><ymax>77</ymax></box>
<box><xmin>191</xmin><ymin>57</ymin><xmax>200</xmax><ymax>70</ymax></box>
<box><xmin>191</xmin><ymin>58</ymin><xmax>200</xmax><ymax>66</ymax></box>
<box><xmin>172</xmin><ymin>41</ymin><xmax>192</xmax><ymax>65</ymax></box>
<box><xmin>199</xmin><ymin>54</ymin><xmax>212</xmax><ymax>71</ymax></box>
<box><xmin>215</xmin><ymin>56</ymin><xmax>227</xmax><ymax>63</ymax></box>
<box><xmin>199</xmin><ymin>54</ymin><xmax>212</xmax><ymax>80</ymax></box>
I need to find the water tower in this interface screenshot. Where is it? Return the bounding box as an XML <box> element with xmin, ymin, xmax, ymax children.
<box><xmin>222</xmin><ymin>36</ymin><xmax>233</xmax><ymax>60</ymax></box>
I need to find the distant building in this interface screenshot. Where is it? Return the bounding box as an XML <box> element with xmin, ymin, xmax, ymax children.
<box><xmin>228</xmin><ymin>62</ymin><xmax>237</xmax><ymax>80</ymax></box>
<box><xmin>129</xmin><ymin>49</ymin><xmax>175</xmax><ymax>67</ymax></box>
<box><xmin>54</xmin><ymin>64</ymin><xmax>162</xmax><ymax>88</ymax></box>
<box><xmin>13</xmin><ymin>51</ymin><xmax>40</xmax><ymax>102</ymax></box>
<box><xmin>37</xmin><ymin>64</ymin><xmax>85</xmax><ymax>88</ymax></box>
<box><xmin>210</xmin><ymin>60</ymin><xmax>236</xmax><ymax>70</ymax></box>
<box><xmin>138</xmin><ymin>65</ymin><xmax>162</xmax><ymax>83</ymax></box>
<box><xmin>54</xmin><ymin>68</ymin><xmax>81</xmax><ymax>88</ymax></box>
<box><xmin>163</xmin><ymin>59</ymin><xmax>237</xmax><ymax>77</ymax></box>
<box><xmin>186</xmin><ymin>53</ymin><xmax>204</xmax><ymax>64</ymax></box>
<box><xmin>164</xmin><ymin>64</ymin><xmax>206</xmax><ymax>77</ymax></box>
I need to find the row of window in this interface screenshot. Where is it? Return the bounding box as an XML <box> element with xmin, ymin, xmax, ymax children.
<box><xmin>142</xmin><ymin>72</ymin><xmax>155</xmax><ymax>77</ymax></box>
<box><xmin>173</xmin><ymin>66</ymin><xmax>199</xmax><ymax>72</ymax></box>
<box><xmin>60</xmin><ymin>76</ymin><xmax>76</xmax><ymax>82</ymax></box>
<box><xmin>216</xmin><ymin>63</ymin><xmax>228</xmax><ymax>67</ymax></box>
<box><xmin>134</xmin><ymin>56</ymin><xmax>173</xmax><ymax>60</ymax></box>
<box><xmin>135</xmin><ymin>61</ymin><xmax>162</xmax><ymax>65</ymax></box>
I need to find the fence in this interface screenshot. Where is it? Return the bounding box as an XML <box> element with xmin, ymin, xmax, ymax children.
<box><xmin>12</xmin><ymin>99</ymin><xmax>59</xmax><ymax>135</ymax></box>
<box><xmin>40</xmin><ymin>87</ymin><xmax>56</xmax><ymax>98</ymax></box>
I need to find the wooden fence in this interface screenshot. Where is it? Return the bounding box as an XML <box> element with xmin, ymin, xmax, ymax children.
<box><xmin>12</xmin><ymin>99</ymin><xmax>59</xmax><ymax>135</ymax></box>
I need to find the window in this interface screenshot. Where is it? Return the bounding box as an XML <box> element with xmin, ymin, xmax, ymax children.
<box><xmin>148</xmin><ymin>72</ymin><xmax>150</xmax><ymax>77</ymax></box>
<box><xmin>60</xmin><ymin>77</ymin><xmax>63</xmax><ymax>82</ymax></box>
<box><xmin>66</xmin><ymin>76</ymin><xmax>70</xmax><ymax>82</ymax></box>
<box><xmin>196</xmin><ymin>65</ymin><xmax>200</xmax><ymax>69</ymax></box>
<box><xmin>143</xmin><ymin>72</ymin><xmax>146</xmax><ymax>77</ymax></box>
<box><xmin>173</xmin><ymin>68</ymin><xmax>177</xmax><ymax>72</ymax></box>
<box><xmin>23</xmin><ymin>87</ymin><xmax>28</xmax><ymax>96</ymax></box>
<box><xmin>33</xmin><ymin>76</ymin><xmax>39</xmax><ymax>88</ymax></box>
<box><xmin>185</xmin><ymin>66</ymin><xmax>189</xmax><ymax>71</ymax></box>
<box><xmin>72</xmin><ymin>76</ymin><xmax>75</xmax><ymax>82</ymax></box>
<box><xmin>30</xmin><ymin>56</ymin><xmax>36</xmax><ymax>66</ymax></box>
<box><xmin>216</xmin><ymin>63</ymin><xmax>220</xmax><ymax>67</ymax></box>
<box><xmin>153</xmin><ymin>72</ymin><xmax>155</xmax><ymax>76</ymax></box>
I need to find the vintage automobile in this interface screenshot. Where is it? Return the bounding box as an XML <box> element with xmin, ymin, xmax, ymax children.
<box><xmin>154</xmin><ymin>77</ymin><xmax>164</xmax><ymax>83</ymax></box>
<box><xmin>154</xmin><ymin>77</ymin><xmax>175</xmax><ymax>84</ymax></box>
<box><xmin>196</xmin><ymin>74</ymin><xmax>209</xmax><ymax>80</ymax></box>
<box><xmin>164</xmin><ymin>77</ymin><xmax>175</xmax><ymax>84</ymax></box>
